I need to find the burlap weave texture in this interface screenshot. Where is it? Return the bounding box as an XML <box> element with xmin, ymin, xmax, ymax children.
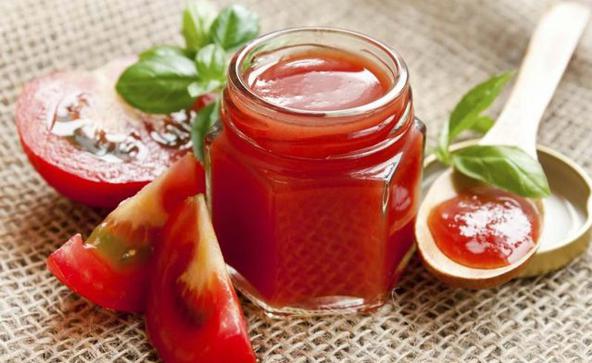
<box><xmin>1</xmin><ymin>0</ymin><xmax>591</xmax><ymax>361</ymax></box>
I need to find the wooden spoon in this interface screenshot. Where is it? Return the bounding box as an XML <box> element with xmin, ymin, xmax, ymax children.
<box><xmin>415</xmin><ymin>2</ymin><xmax>590</xmax><ymax>288</ymax></box>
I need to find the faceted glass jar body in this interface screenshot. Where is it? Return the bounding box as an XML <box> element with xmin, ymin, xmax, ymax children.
<box><xmin>206</xmin><ymin>28</ymin><xmax>425</xmax><ymax>316</ymax></box>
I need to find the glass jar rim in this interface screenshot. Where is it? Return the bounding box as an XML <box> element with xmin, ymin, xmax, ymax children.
<box><xmin>229</xmin><ymin>26</ymin><xmax>410</xmax><ymax>118</ymax></box>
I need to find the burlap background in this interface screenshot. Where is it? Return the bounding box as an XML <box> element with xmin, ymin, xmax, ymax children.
<box><xmin>1</xmin><ymin>0</ymin><xmax>591</xmax><ymax>361</ymax></box>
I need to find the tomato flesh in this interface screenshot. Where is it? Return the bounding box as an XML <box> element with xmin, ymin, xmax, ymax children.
<box><xmin>47</xmin><ymin>154</ymin><xmax>203</xmax><ymax>312</ymax></box>
<box><xmin>146</xmin><ymin>196</ymin><xmax>256</xmax><ymax>363</ymax></box>
<box><xmin>47</xmin><ymin>234</ymin><xmax>151</xmax><ymax>311</ymax></box>
<box><xmin>16</xmin><ymin>58</ymin><xmax>204</xmax><ymax>208</ymax></box>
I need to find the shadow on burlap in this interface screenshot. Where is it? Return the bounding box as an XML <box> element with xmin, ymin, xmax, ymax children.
<box><xmin>0</xmin><ymin>0</ymin><xmax>591</xmax><ymax>361</ymax></box>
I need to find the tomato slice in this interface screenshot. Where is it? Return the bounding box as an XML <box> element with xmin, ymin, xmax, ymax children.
<box><xmin>15</xmin><ymin>57</ymin><xmax>205</xmax><ymax>208</ymax></box>
<box><xmin>146</xmin><ymin>195</ymin><xmax>256</xmax><ymax>363</ymax></box>
<box><xmin>47</xmin><ymin>154</ymin><xmax>203</xmax><ymax>312</ymax></box>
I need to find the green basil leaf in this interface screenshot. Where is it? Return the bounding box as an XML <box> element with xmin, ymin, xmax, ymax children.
<box><xmin>447</xmin><ymin>71</ymin><xmax>513</xmax><ymax>144</ymax></box>
<box><xmin>435</xmin><ymin>145</ymin><xmax>450</xmax><ymax>165</ymax></box>
<box><xmin>191</xmin><ymin>99</ymin><xmax>220</xmax><ymax>161</ymax></box>
<box><xmin>187</xmin><ymin>80</ymin><xmax>222</xmax><ymax>98</ymax></box>
<box><xmin>451</xmin><ymin>145</ymin><xmax>551</xmax><ymax>198</ymax></box>
<box><xmin>139</xmin><ymin>45</ymin><xmax>191</xmax><ymax>60</ymax></box>
<box><xmin>210</xmin><ymin>5</ymin><xmax>259</xmax><ymax>50</ymax></box>
<box><xmin>195</xmin><ymin>43</ymin><xmax>227</xmax><ymax>82</ymax></box>
<box><xmin>469</xmin><ymin>115</ymin><xmax>495</xmax><ymax>134</ymax></box>
<box><xmin>436</xmin><ymin>122</ymin><xmax>451</xmax><ymax>165</ymax></box>
<box><xmin>116</xmin><ymin>54</ymin><xmax>198</xmax><ymax>114</ymax></box>
<box><xmin>182</xmin><ymin>1</ymin><xmax>217</xmax><ymax>51</ymax></box>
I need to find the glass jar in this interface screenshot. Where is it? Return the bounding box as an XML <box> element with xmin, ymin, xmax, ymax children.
<box><xmin>206</xmin><ymin>28</ymin><xmax>425</xmax><ymax>316</ymax></box>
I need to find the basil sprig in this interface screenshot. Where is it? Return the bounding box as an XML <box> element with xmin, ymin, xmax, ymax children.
<box><xmin>115</xmin><ymin>54</ymin><xmax>198</xmax><ymax>114</ymax></box>
<box><xmin>191</xmin><ymin>99</ymin><xmax>221</xmax><ymax>162</ymax></box>
<box><xmin>210</xmin><ymin>5</ymin><xmax>260</xmax><ymax>50</ymax></box>
<box><xmin>182</xmin><ymin>1</ymin><xmax>217</xmax><ymax>52</ymax></box>
<box><xmin>436</xmin><ymin>72</ymin><xmax>551</xmax><ymax>198</ymax></box>
<box><xmin>115</xmin><ymin>1</ymin><xmax>260</xmax><ymax>160</ymax></box>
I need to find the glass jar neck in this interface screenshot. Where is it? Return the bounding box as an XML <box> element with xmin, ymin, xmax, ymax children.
<box><xmin>223</xmin><ymin>27</ymin><xmax>413</xmax><ymax>160</ymax></box>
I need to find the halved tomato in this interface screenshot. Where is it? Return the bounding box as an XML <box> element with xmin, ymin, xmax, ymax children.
<box><xmin>146</xmin><ymin>195</ymin><xmax>256</xmax><ymax>363</ymax></box>
<box><xmin>15</xmin><ymin>57</ymin><xmax>206</xmax><ymax>208</ymax></box>
<box><xmin>47</xmin><ymin>153</ymin><xmax>202</xmax><ymax>312</ymax></box>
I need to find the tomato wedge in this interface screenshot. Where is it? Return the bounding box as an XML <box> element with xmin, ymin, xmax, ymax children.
<box><xmin>47</xmin><ymin>154</ymin><xmax>202</xmax><ymax>312</ymax></box>
<box><xmin>146</xmin><ymin>195</ymin><xmax>256</xmax><ymax>363</ymax></box>
<box><xmin>15</xmin><ymin>58</ymin><xmax>204</xmax><ymax>208</ymax></box>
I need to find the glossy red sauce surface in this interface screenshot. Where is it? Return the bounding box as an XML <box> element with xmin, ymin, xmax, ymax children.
<box><xmin>210</xmin><ymin>47</ymin><xmax>424</xmax><ymax>308</ymax></box>
<box><xmin>428</xmin><ymin>187</ymin><xmax>540</xmax><ymax>269</ymax></box>
<box><xmin>248</xmin><ymin>49</ymin><xmax>389</xmax><ymax>111</ymax></box>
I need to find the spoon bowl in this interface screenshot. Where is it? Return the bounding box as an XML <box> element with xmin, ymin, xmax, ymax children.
<box><xmin>416</xmin><ymin>164</ymin><xmax>542</xmax><ymax>288</ymax></box>
<box><xmin>420</xmin><ymin>141</ymin><xmax>592</xmax><ymax>284</ymax></box>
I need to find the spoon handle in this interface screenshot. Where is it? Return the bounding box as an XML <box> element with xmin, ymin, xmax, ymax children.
<box><xmin>480</xmin><ymin>2</ymin><xmax>590</xmax><ymax>157</ymax></box>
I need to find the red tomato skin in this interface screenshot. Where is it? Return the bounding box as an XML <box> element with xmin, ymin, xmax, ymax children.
<box><xmin>146</xmin><ymin>198</ymin><xmax>256</xmax><ymax>363</ymax></box>
<box><xmin>47</xmin><ymin>234</ymin><xmax>150</xmax><ymax>312</ymax></box>
<box><xmin>47</xmin><ymin>154</ymin><xmax>204</xmax><ymax>312</ymax></box>
<box><xmin>20</xmin><ymin>137</ymin><xmax>150</xmax><ymax>208</ymax></box>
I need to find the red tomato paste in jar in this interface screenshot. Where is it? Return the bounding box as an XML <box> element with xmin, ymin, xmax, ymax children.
<box><xmin>206</xmin><ymin>28</ymin><xmax>425</xmax><ymax>315</ymax></box>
